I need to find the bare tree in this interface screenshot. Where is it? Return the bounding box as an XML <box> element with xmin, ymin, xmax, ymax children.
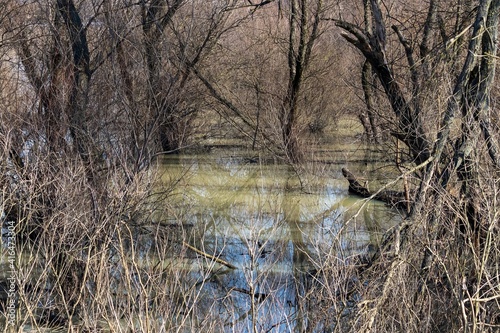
<box><xmin>279</xmin><ymin>0</ymin><xmax>324</xmax><ymax>162</ymax></box>
<box><xmin>191</xmin><ymin>0</ymin><xmax>340</xmax><ymax>163</ymax></box>
<box><xmin>335</xmin><ymin>0</ymin><xmax>500</xmax><ymax>331</ymax></box>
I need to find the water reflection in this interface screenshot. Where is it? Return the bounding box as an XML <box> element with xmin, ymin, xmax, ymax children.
<box><xmin>159</xmin><ymin>150</ymin><xmax>400</xmax><ymax>332</ymax></box>
<box><xmin>0</xmin><ymin>144</ymin><xmax>400</xmax><ymax>331</ymax></box>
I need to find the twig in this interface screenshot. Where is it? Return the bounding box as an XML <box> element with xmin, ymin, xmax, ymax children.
<box><xmin>182</xmin><ymin>241</ymin><xmax>237</xmax><ymax>270</ymax></box>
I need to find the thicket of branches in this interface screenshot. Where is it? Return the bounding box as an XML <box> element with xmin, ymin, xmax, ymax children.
<box><xmin>0</xmin><ymin>0</ymin><xmax>499</xmax><ymax>332</ymax></box>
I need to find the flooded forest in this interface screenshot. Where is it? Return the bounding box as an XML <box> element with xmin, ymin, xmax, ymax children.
<box><xmin>1</xmin><ymin>0</ymin><xmax>499</xmax><ymax>332</ymax></box>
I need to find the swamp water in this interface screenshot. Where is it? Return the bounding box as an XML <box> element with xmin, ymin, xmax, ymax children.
<box><xmin>150</xmin><ymin>143</ymin><xmax>401</xmax><ymax>332</ymax></box>
<box><xmin>1</xmin><ymin>137</ymin><xmax>402</xmax><ymax>332</ymax></box>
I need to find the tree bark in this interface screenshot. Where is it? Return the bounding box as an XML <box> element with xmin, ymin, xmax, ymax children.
<box><xmin>336</xmin><ymin>9</ymin><xmax>431</xmax><ymax>165</ymax></box>
<box><xmin>280</xmin><ymin>0</ymin><xmax>322</xmax><ymax>163</ymax></box>
<box><xmin>141</xmin><ymin>0</ymin><xmax>185</xmax><ymax>154</ymax></box>
<box><xmin>361</xmin><ymin>60</ymin><xmax>380</xmax><ymax>142</ymax></box>
<box><xmin>57</xmin><ymin>0</ymin><xmax>92</xmax><ymax>162</ymax></box>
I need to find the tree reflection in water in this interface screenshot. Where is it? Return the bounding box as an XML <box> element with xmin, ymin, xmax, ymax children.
<box><xmin>156</xmin><ymin>152</ymin><xmax>399</xmax><ymax>332</ymax></box>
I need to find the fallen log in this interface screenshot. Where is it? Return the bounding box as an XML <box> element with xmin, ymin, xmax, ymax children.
<box><xmin>341</xmin><ymin>168</ymin><xmax>410</xmax><ymax>210</ymax></box>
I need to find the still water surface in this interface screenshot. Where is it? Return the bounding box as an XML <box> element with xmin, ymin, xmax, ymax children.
<box><xmin>155</xmin><ymin>145</ymin><xmax>401</xmax><ymax>332</ymax></box>
<box><xmin>0</xmin><ymin>139</ymin><xmax>402</xmax><ymax>332</ymax></box>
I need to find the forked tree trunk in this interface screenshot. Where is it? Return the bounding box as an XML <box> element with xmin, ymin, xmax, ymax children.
<box><xmin>337</xmin><ymin>1</ymin><xmax>500</xmax><ymax>330</ymax></box>
<box><xmin>336</xmin><ymin>1</ymin><xmax>431</xmax><ymax>165</ymax></box>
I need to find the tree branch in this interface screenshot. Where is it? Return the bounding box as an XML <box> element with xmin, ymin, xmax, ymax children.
<box><xmin>182</xmin><ymin>241</ymin><xmax>236</xmax><ymax>270</ymax></box>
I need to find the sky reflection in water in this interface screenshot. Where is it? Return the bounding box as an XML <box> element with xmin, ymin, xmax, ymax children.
<box><xmin>159</xmin><ymin>151</ymin><xmax>400</xmax><ymax>332</ymax></box>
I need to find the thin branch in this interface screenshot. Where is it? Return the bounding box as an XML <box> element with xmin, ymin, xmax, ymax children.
<box><xmin>182</xmin><ymin>241</ymin><xmax>236</xmax><ymax>270</ymax></box>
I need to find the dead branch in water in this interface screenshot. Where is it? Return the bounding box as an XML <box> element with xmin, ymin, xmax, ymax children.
<box><xmin>182</xmin><ymin>241</ymin><xmax>237</xmax><ymax>270</ymax></box>
<box><xmin>341</xmin><ymin>168</ymin><xmax>411</xmax><ymax>210</ymax></box>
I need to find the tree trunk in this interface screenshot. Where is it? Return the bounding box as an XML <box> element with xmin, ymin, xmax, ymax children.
<box><xmin>361</xmin><ymin>60</ymin><xmax>380</xmax><ymax>142</ymax></box>
<box><xmin>337</xmin><ymin>1</ymin><xmax>500</xmax><ymax>329</ymax></box>
<box><xmin>57</xmin><ymin>0</ymin><xmax>92</xmax><ymax>162</ymax></box>
<box><xmin>142</xmin><ymin>0</ymin><xmax>185</xmax><ymax>156</ymax></box>
<box><xmin>336</xmin><ymin>1</ymin><xmax>431</xmax><ymax>165</ymax></box>
<box><xmin>280</xmin><ymin>0</ymin><xmax>322</xmax><ymax>163</ymax></box>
